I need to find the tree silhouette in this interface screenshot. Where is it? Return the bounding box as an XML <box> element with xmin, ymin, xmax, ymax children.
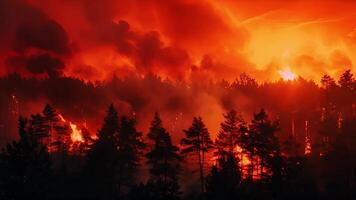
<box><xmin>321</xmin><ymin>75</ymin><xmax>337</xmax><ymax>90</ymax></box>
<box><xmin>85</xmin><ymin>104</ymin><xmax>121</xmax><ymax>199</ymax></box>
<box><xmin>29</xmin><ymin>104</ymin><xmax>70</xmax><ymax>153</ymax></box>
<box><xmin>205</xmin><ymin>153</ymin><xmax>241</xmax><ymax>200</ymax></box>
<box><xmin>338</xmin><ymin>70</ymin><xmax>354</xmax><ymax>91</ymax></box>
<box><xmin>116</xmin><ymin>115</ymin><xmax>145</xmax><ymax>196</ymax></box>
<box><xmin>181</xmin><ymin>117</ymin><xmax>213</xmax><ymax>193</ymax></box>
<box><xmin>146</xmin><ymin>112</ymin><xmax>182</xmax><ymax>200</ymax></box>
<box><xmin>0</xmin><ymin>117</ymin><xmax>52</xmax><ymax>199</ymax></box>
<box><xmin>241</xmin><ymin>109</ymin><xmax>280</xmax><ymax>181</ymax></box>
<box><xmin>215</xmin><ymin>109</ymin><xmax>247</xmax><ymax>162</ymax></box>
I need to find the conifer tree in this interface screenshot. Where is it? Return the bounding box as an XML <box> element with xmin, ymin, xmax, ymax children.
<box><xmin>215</xmin><ymin>109</ymin><xmax>247</xmax><ymax>160</ymax></box>
<box><xmin>146</xmin><ymin>112</ymin><xmax>181</xmax><ymax>200</ymax></box>
<box><xmin>338</xmin><ymin>70</ymin><xmax>354</xmax><ymax>91</ymax></box>
<box><xmin>243</xmin><ymin>109</ymin><xmax>280</xmax><ymax>181</ymax></box>
<box><xmin>0</xmin><ymin>117</ymin><xmax>51</xmax><ymax>199</ymax></box>
<box><xmin>86</xmin><ymin>104</ymin><xmax>120</xmax><ymax>199</ymax></box>
<box><xmin>117</xmin><ymin>115</ymin><xmax>145</xmax><ymax>195</ymax></box>
<box><xmin>181</xmin><ymin>117</ymin><xmax>213</xmax><ymax>193</ymax></box>
<box><xmin>29</xmin><ymin>104</ymin><xmax>70</xmax><ymax>152</ymax></box>
<box><xmin>205</xmin><ymin>154</ymin><xmax>241</xmax><ymax>200</ymax></box>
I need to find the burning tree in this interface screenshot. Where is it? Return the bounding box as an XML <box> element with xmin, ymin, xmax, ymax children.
<box><xmin>29</xmin><ymin>104</ymin><xmax>70</xmax><ymax>153</ymax></box>
<box><xmin>28</xmin><ymin>104</ymin><xmax>92</xmax><ymax>155</ymax></box>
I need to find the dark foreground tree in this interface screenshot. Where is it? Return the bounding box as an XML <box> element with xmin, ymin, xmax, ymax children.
<box><xmin>181</xmin><ymin>117</ymin><xmax>214</xmax><ymax>194</ymax></box>
<box><xmin>0</xmin><ymin>117</ymin><xmax>52</xmax><ymax>199</ymax></box>
<box><xmin>215</xmin><ymin>110</ymin><xmax>246</xmax><ymax>156</ymax></box>
<box><xmin>205</xmin><ymin>153</ymin><xmax>241</xmax><ymax>200</ymax></box>
<box><xmin>117</xmin><ymin>115</ymin><xmax>145</xmax><ymax>195</ymax></box>
<box><xmin>85</xmin><ymin>104</ymin><xmax>121</xmax><ymax>199</ymax></box>
<box><xmin>241</xmin><ymin>109</ymin><xmax>280</xmax><ymax>181</ymax></box>
<box><xmin>85</xmin><ymin>104</ymin><xmax>145</xmax><ymax>199</ymax></box>
<box><xmin>145</xmin><ymin>112</ymin><xmax>182</xmax><ymax>200</ymax></box>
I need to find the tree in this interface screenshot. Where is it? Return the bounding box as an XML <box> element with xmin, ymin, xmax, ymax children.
<box><xmin>117</xmin><ymin>115</ymin><xmax>145</xmax><ymax>195</ymax></box>
<box><xmin>146</xmin><ymin>112</ymin><xmax>181</xmax><ymax>200</ymax></box>
<box><xmin>215</xmin><ymin>109</ymin><xmax>247</xmax><ymax>160</ymax></box>
<box><xmin>338</xmin><ymin>70</ymin><xmax>355</xmax><ymax>91</ymax></box>
<box><xmin>0</xmin><ymin>117</ymin><xmax>52</xmax><ymax>199</ymax></box>
<box><xmin>85</xmin><ymin>104</ymin><xmax>121</xmax><ymax>199</ymax></box>
<box><xmin>205</xmin><ymin>154</ymin><xmax>241</xmax><ymax>200</ymax></box>
<box><xmin>29</xmin><ymin>104</ymin><xmax>70</xmax><ymax>153</ymax></box>
<box><xmin>241</xmin><ymin>109</ymin><xmax>280</xmax><ymax>181</ymax></box>
<box><xmin>321</xmin><ymin>75</ymin><xmax>337</xmax><ymax>90</ymax></box>
<box><xmin>181</xmin><ymin>117</ymin><xmax>214</xmax><ymax>193</ymax></box>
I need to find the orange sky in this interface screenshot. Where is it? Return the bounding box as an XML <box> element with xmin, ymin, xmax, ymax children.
<box><xmin>1</xmin><ymin>0</ymin><xmax>355</xmax><ymax>82</ymax></box>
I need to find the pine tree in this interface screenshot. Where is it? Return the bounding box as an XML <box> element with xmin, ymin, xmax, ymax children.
<box><xmin>215</xmin><ymin>109</ymin><xmax>247</xmax><ymax>160</ymax></box>
<box><xmin>245</xmin><ymin>109</ymin><xmax>280</xmax><ymax>181</ymax></box>
<box><xmin>146</xmin><ymin>112</ymin><xmax>181</xmax><ymax>200</ymax></box>
<box><xmin>29</xmin><ymin>113</ymin><xmax>48</xmax><ymax>140</ymax></box>
<box><xmin>205</xmin><ymin>154</ymin><xmax>241</xmax><ymax>200</ymax></box>
<box><xmin>117</xmin><ymin>115</ymin><xmax>145</xmax><ymax>196</ymax></box>
<box><xmin>85</xmin><ymin>104</ymin><xmax>121</xmax><ymax>199</ymax></box>
<box><xmin>321</xmin><ymin>75</ymin><xmax>337</xmax><ymax>90</ymax></box>
<box><xmin>338</xmin><ymin>70</ymin><xmax>354</xmax><ymax>91</ymax></box>
<box><xmin>0</xmin><ymin>117</ymin><xmax>52</xmax><ymax>199</ymax></box>
<box><xmin>29</xmin><ymin>104</ymin><xmax>70</xmax><ymax>152</ymax></box>
<box><xmin>181</xmin><ymin>117</ymin><xmax>213</xmax><ymax>193</ymax></box>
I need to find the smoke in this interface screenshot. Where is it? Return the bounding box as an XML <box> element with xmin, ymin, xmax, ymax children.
<box><xmin>0</xmin><ymin>0</ymin><xmax>355</xmax><ymax>141</ymax></box>
<box><xmin>111</xmin><ymin>20</ymin><xmax>190</xmax><ymax>79</ymax></box>
<box><xmin>0</xmin><ymin>0</ymin><xmax>71</xmax><ymax>77</ymax></box>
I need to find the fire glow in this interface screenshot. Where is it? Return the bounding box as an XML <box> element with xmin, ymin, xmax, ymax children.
<box><xmin>59</xmin><ymin>114</ymin><xmax>84</xmax><ymax>143</ymax></box>
<box><xmin>279</xmin><ymin>69</ymin><xmax>297</xmax><ymax>81</ymax></box>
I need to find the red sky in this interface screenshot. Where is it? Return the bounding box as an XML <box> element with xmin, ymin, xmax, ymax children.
<box><xmin>1</xmin><ymin>0</ymin><xmax>355</xmax><ymax>82</ymax></box>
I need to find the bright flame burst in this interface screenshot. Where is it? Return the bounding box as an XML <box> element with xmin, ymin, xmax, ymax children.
<box><xmin>69</xmin><ymin>123</ymin><xmax>84</xmax><ymax>142</ymax></box>
<box><xmin>278</xmin><ymin>69</ymin><xmax>296</xmax><ymax>81</ymax></box>
<box><xmin>58</xmin><ymin>114</ymin><xmax>84</xmax><ymax>143</ymax></box>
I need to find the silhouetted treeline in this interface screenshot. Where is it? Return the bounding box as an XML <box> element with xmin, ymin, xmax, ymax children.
<box><xmin>0</xmin><ymin>96</ymin><xmax>355</xmax><ymax>199</ymax></box>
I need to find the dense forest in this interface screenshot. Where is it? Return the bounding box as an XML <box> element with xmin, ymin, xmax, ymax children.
<box><xmin>0</xmin><ymin>70</ymin><xmax>355</xmax><ymax>199</ymax></box>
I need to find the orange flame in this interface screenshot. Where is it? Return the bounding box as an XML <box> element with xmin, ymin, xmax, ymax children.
<box><xmin>58</xmin><ymin>114</ymin><xmax>84</xmax><ymax>143</ymax></box>
<box><xmin>69</xmin><ymin>122</ymin><xmax>84</xmax><ymax>142</ymax></box>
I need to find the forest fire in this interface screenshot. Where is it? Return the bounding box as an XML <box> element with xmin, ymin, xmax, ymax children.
<box><xmin>0</xmin><ymin>0</ymin><xmax>355</xmax><ymax>199</ymax></box>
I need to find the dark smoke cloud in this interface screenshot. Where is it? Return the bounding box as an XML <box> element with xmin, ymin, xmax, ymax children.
<box><xmin>113</xmin><ymin>21</ymin><xmax>190</xmax><ymax>78</ymax></box>
<box><xmin>5</xmin><ymin>54</ymin><xmax>65</xmax><ymax>78</ymax></box>
<box><xmin>26</xmin><ymin>54</ymin><xmax>65</xmax><ymax>77</ymax></box>
<box><xmin>14</xmin><ymin>20</ymin><xmax>71</xmax><ymax>55</ymax></box>
<box><xmin>18</xmin><ymin>0</ymin><xmax>250</xmax><ymax>81</ymax></box>
<box><xmin>0</xmin><ymin>0</ymin><xmax>71</xmax><ymax>77</ymax></box>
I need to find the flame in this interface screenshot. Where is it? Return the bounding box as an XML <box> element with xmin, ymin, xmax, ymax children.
<box><xmin>69</xmin><ymin>122</ymin><xmax>84</xmax><ymax>143</ymax></box>
<box><xmin>279</xmin><ymin>69</ymin><xmax>296</xmax><ymax>81</ymax></box>
<box><xmin>304</xmin><ymin>120</ymin><xmax>311</xmax><ymax>155</ymax></box>
<box><xmin>58</xmin><ymin>114</ymin><xmax>84</xmax><ymax>143</ymax></box>
<box><xmin>59</xmin><ymin>114</ymin><xmax>66</xmax><ymax>122</ymax></box>
<box><xmin>236</xmin><ymin>145</ymin><xmax>250</xmax><ymax>166</ymax></box>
